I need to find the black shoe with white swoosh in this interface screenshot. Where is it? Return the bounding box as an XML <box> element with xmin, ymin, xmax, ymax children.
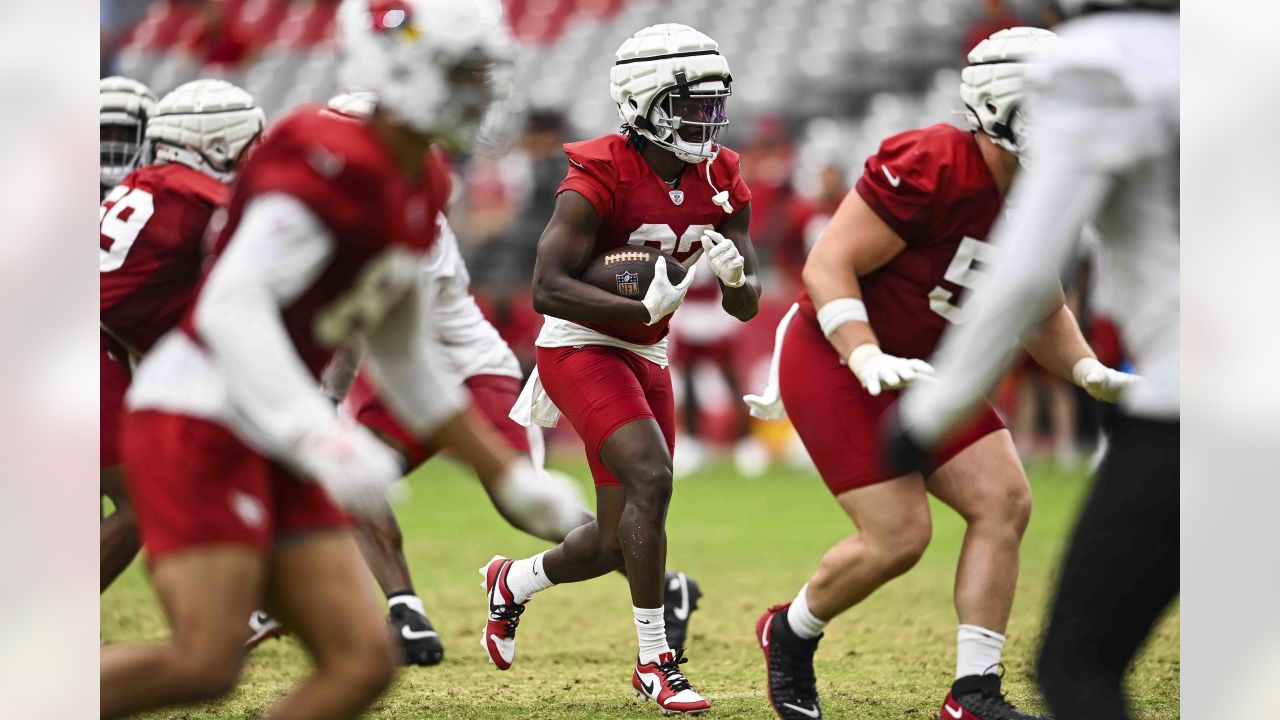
<box><xmin>389</xmin><ymin>603</ymin><xmax>444</xmax><ymax>667</ymax></box>
<box><xmin>756</xmin><ymin>604</ymin><xmax>823</xmax><ymax>720</ymax></box>
<box><xmin>663</xmin><ymin>571</ymin><xmax>702</xmax><ymax>650</ymax></box>
<box><xmin>940</xmin><ymin>671</ymin><xmax>1047</xmax><ymax>720</ymax></box>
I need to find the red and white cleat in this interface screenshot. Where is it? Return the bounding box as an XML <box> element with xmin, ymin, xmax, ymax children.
<box><xmin>632</xmin><ymin>650</ymin><xmax>712</xmax><ymax>715</ymax></box>
<box><xmin>479</xmin><ymin>555</ymin><xmax>526</xmax><ymax>671</ymax></box>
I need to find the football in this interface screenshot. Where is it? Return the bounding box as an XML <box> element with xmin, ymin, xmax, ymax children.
<box><xmin>578</xmin><ymin>245</ymin><xmax>687</xmax><ymax>301</ymax></box>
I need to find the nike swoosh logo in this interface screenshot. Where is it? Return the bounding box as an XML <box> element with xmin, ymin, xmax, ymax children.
<box><xmin>638</xmin><ymin>619</ymin><xmax>651</xmax><ymax>624</ymax></box>
<box><xmin>882</xmin><ymin>165</ymin><xmax>901</xmax><ymax>188</ymax></box>
<box><xmin>401</xmin><ymin>626</ymin><xmax>439</xmax><ymax>641</ymax></box>
<box><xmin>781</xmin><ymin>702</ymin><xmax>821</xmax><ymax>718</ymax></box>
<box><xmin>641</xmin><ymin>678</ymin><xmax>655</xmax><ymax>695</ymax></box>
<box><xmin>944</xmin><ymin>702</ymin><xmax>964</xmax><ymax>719</ymax></box>
<box><xmin>761</xmin><ymin>613</ymin><xmax>773</xmax><ymax>648</ymax></box>
<box><xmin>671</xmin><ymin>573</ymin><xmax>690</xmax><ymax>621</ymax></box>
<box><xmin>489</xmin><ymin>634</ymin><xmax>515</xmax><ymax>663</ymax></box>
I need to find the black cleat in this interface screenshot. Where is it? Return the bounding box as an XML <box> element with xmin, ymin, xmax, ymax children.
<box><xmin>390</xmin><ymin>603</ymin><xmax>444</xmax><ymax>667</ymax></box>
<box><xmin>664</xmin><ymin>571</ymin><xmax>702</xmax><ymax>650</ymax></box>
<box><xmin>757</xmin><ymin>604</ymin><xmax>823</xmax><ymax>720</ymax></box>
<box><xmin>941</xmin><ymin>671</ymin><xmax>1047</xmax><ymax>720</ymax></box>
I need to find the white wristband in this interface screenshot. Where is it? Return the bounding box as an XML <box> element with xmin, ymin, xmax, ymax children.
<box><xmin>816</xmin><ymin>298</ymin><xmax>869</xmax><ymax>338</ymax></box>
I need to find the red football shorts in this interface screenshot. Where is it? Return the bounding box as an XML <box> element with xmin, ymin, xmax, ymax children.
<box><xmin>100</xmin><ymin>335</ymin><xmax>131</xmax><ymax>468</ymax></box>
<box><xmin>347</xmin><ymin>372</ymin><xmax>530</xmax><ymax>468</ymax></box>
<box><xmin>121</xmin><ymin>410</ymin><xmax>351</xmax><ymax>563</ymax></box>
<box><xmin>536</xmin><ymin>345</ymin><xmax>675</xmax><ymax>487</ymax></box>
<box><xmin>778</xmin><ymin>308</ymin><xmax>1006</xmax><ymax>496</ymax></box>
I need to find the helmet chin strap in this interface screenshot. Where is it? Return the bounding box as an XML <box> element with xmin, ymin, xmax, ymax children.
<box><xmin>702</xmin><ymin>145</ymin><xmax>732</xmax><ymax>214</ymax></box>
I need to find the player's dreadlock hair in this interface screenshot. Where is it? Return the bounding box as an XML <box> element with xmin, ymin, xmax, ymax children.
<box><xmin>622</xmin><ymin>123</ymin><xmax>649</xmax><ymax>151</ymax></box>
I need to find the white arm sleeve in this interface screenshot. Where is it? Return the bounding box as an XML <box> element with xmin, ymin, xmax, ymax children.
<box><xmin>900</xmin><ymin>70</ymin><xmax>1128</xmax><ymax>445</ymax></box>
<box><xmin>362</xmin><ymin>267</ymin><xmax>469</xmax><ymax>440</ymax></box>
<box><xmin>193</xmin><ymin>193</ymin><xmax>338</xmax><ymax>452</ymax></box>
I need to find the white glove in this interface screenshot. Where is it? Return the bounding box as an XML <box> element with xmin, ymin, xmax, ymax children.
<box><xmin>490</xmin><ymin>457</ymin><xmax>587</xmax><ymax>540</ymax></box>
<box><xmin>1072</xmin><ymin>357</ymin><xmax>1140</xmax><ymax>404</ymax></box>
<box><xmin>699</xmin><ymin>228</ymin><xmax>746</xmax><ymax>288</ymax></box>
<box><xmin>848</xmin><ymin>343</ymin><xmax>935</xmax><ymax>397</ymax></box>
<box><xmin>293</xmin><ymin>417</ymin><xmax>404</xmax><ymax>517</ymax></box>
<box><xmin>641</xmin><ymin>256</ymin><xmax>698</xmax><ymax>325</ymax></box>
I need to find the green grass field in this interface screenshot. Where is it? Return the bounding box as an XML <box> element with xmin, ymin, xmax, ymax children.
<box><xmin>102</xmin><ymin>456</ymin><xmax>1178</xmax><ymax>719</ymax></box>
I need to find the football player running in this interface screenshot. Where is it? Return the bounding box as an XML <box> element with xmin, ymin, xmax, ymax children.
<box><xmin>481</xmin><ymin>23</ymin><xmax>759</xmax><ymax>715</ymax></box>
<box><xmin>745</xmin><ymin>28</ymin><xmax>1133</xmax><ymax>720</ymax></box>
<box><xmin>888</xmin><ymin>3</ymin><xmax>1179</xmax><ymax>719</ymax></box>
<box><xmin>100</xmin><ymin>78</ymin><xmax>260</xmax><ymax>594</ymax></box>
<box><xmin>318</xmin><ymin>92</ymin><xmax>706</xmax><ymax>659</ymax></box>
<box><xmin>100</xmin><ymin>2</ymin><xmax>564</xmax><ymax>717</ymax></box>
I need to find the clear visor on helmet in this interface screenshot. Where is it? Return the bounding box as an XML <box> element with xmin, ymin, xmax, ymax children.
<box><xmin>649</xmin><ymin>78</ymin><xmax>730</xmax><ymax>157</ymax></box>
<box><xmin>100</xmin><ymin>115</ymin><xmax>145</xmax><ymax>187</ymax></box>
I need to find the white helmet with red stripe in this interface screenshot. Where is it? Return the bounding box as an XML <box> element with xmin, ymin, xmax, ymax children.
<box><xmin>960</xmin><ymin>27</ymin><xmax>1063</xmax><ymax>155</ymax></box>
<box><xmin>146</xmin><ymin>79</ymin><xmax>265</xmax><ymax>183</ymax></box>
<box><xmin>337</xmin><ymin>0</ymin><xmax>513</xmax><ymax>148</ymax></box>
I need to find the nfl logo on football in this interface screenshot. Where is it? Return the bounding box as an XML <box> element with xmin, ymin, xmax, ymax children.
<box><xmin>616</xmin><ymin>270</ymin><xmax>640</xmax><ymax>296</ymax></box>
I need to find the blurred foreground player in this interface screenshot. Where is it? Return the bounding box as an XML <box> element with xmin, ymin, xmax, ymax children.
<box><xmin>890</xmin><ymin>4</ymin><xmax>1180</xmax><ymax>719</ymax></box>
<box><xmin>99</xmin><ymin>2</ymin><xmax>559</xmax><ymax>717</ymax></box>
<box><xmin>486</xmin><ymin>23</ymin><xmax>759</xmax><ymax>715</ymax></box>
<box><xmin>747</xmin><ymin>28</ymin><xmax>1133</xmax><ymax>720</ymax></box>
<box><xmin>100</xmin><ymin>78</ymin><xmax>261</xmax><ymax>593</ymax></box>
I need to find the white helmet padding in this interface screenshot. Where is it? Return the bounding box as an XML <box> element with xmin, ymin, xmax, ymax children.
<box><xmin>610</xmin><ymin>23</ymin><xmax>732</xmax><ymax>164</ymax></box>
<box><xmin>100</xmin><ymin>76</ymin><xmax>158</xmax><ymax>192</ymax></box>
<box><xmin>960</xmin><ymin>27</ymin><xmax>1063</xmax><ymax>156</ymax></box>
<box><xmin>146</xmin><ymin>79</ymin><xmax>265</xmax><ymax>183</ymax></box>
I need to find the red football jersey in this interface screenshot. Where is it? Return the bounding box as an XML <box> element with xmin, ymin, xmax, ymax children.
<box><xmin>799</xmin><ymin>124</ymin><xmax>1004</xmax><ymax>360</ymax></box>
<box><xmin>100</xmin><ymin>163</ymin><xmax>227</xmax><ymax>355</ymax></box>
<box><xmin>184</xmin><ymin>105</ymin><xmax>451</xmax><ymax>377</ymax></box>
<box><xmin>556</xmin><ymin>134</ymin><xmax>752</xmax><ymax>345</ymax></box>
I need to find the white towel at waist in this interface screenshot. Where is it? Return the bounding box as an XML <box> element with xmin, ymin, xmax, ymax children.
<box><xmin>742</xmin><ymin>302</ymin><xmax>800</xmax><ymax>421</ymax></box>
<box><xmin>509</xmin><ymin>366</ymin><xmax>562</xmax><ymax>429</ymax></box>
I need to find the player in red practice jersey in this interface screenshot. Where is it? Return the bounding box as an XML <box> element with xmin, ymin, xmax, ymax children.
<box><xmin>99</xmin><ymin>78</ymin><xmax>262</xmax><ymax>593</ymax></box>
<box><xmin>99</xmin><ymin>2</ymin><xmax>566</xmax><ymax>718</ymax></box>
<box><xmin>747</xmin><ymin>29</ymin><xmax>1133</xmax><ymax>720</ymax></box>
<box><xmin>479</xmin><ymin>24</ymin><xmax>759</xmax><ymax>716</ymax></box>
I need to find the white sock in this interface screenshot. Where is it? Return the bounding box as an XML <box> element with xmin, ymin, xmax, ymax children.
<box><xmin>505</xmin><ymin>551</ymin><xmax>555</xmax><ymax>604</ymax></box>
<box><xmin>956</xmin><ymin>624</ymin><xmax>1006</xmax><ymax>679</ymax></box>
<box><xmin>786</xmin><ymin>583</ymin><xmax>829</xmax><ymax>640</ymax></box>
<box><xmin>634</xmin><ymin>606</ymin><xmax>671</xmax><ymax>664</ymax></box>
<box><xmin>387</xmin><ymin>593</ymin><xmax>425</xmax><ymax>616</ymax></box>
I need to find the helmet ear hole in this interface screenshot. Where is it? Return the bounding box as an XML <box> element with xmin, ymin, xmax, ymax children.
<box><xmin>985</xmin><ymin>101</ymin><xmax>998</xmax><ymax>114</ymax></box>
<box><xmin>628</xmin><ymin>98</ymin><xmax>638</xmax><ymax>109</ymax></box>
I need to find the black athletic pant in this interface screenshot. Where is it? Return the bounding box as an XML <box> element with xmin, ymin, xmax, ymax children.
<box><xmin>1037</xmin><ymin>416</ymin><xmax>1179</xmax><ymax>720</ymax></box>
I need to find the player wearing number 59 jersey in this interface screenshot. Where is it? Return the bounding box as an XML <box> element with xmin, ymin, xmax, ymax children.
<box><xmin>747</xmin><ymin>28</ymin><xmax>1134</xmax><ymax>720</ymax></box>
<box><xmin>98</xmin><ymin>78</ymin><xmax>263</xmax><ymax>594</ymax></box>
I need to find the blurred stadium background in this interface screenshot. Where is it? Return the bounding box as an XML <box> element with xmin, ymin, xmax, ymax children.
<box><xmin>100</xmin><ymin>0</ymin><xmax>1116</xmax><ymax>473</ymax></box>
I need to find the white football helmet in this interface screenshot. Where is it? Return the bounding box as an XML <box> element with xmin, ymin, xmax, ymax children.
<box><xmin>100</xmin><ymin>76</ymin><xmax>158</xmax><ymax>194</ymax></box>
<box><xmin>960</xmin><ymin>27</ymin><xmax>1063</xmax><ymax>155</ymax></box>
<box><xmin>1055</xmin><ymin>0</ymin><xmax>1177</xmax><ymax>15</ymax></box>
<box><xmin>610</xmin><ymin>23</ymin><xmax>732</xmax><ymax>164</ymax></box>
<box><xmin>146</xmin><ymin>79</ymin><xmax>265</xmax><ymax>183</ymax></box>
<box><xmin>336</xmin><ymin>0</ymin><xmax>513</xmax><ymax>149</ymax></box>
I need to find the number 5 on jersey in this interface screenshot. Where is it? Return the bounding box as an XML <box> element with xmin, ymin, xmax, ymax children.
<box><xmin>928</xmin><ymin>236</ymin><xmax>999</xmax><ymax>324</ymax></box>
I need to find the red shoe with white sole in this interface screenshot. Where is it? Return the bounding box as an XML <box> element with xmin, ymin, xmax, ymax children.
<box><xmin>632</xmin><ymin>649</ymin><xmax>711</xmax><ymax>715</ymax></box>
<box><xmin>479</xmin><ymin>555</ymin><xmax>526</xmax><ymax>670</ymax></box>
